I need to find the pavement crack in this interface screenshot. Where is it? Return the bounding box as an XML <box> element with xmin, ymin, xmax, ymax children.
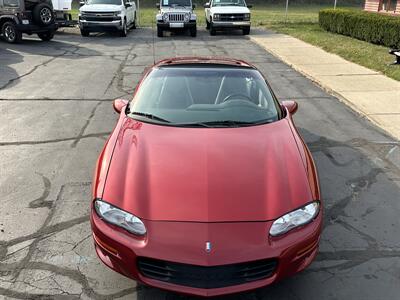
<box><xmin>0</xmin><ymin>132</ymin><xmax>111</xmax><ymax>147</ymax></box>
<box><xmin>29</xmin><ymin>173</ymin><xmax>52</xmax><ymax>209</ymax></box>
<box><xmin>71</xmin><ymin>102</ymin><xmax>102</xmax><ymax>148</ymax></box>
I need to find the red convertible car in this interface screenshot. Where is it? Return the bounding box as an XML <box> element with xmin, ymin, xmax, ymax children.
<box><xmin>91</xmin><ymin>57</ymin><xmax>322</xmax><ymax>297</ymax></box>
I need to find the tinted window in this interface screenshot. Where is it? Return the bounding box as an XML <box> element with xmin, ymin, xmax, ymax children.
<box><xmin>4</xmin><ymin>0</ymin><xmax>19</xmax><ymax>7</ymax></box>
<box><xmin>212</xmin><ymin>0</ymin><xmax>246</xmax><ymax>6</ymax></box>
<box><xmin>86</xmin><ymin>0</ymin><xmax>122</xmax><ymax>5</ymax></box>
<box><xmin>162</xmin><ymin>0</ymin><xmax>191</xmax><ymax>6</ymax></box>
<box><xmin>129</xmin><ymin>66</ymin><xmax>281</xmax><ymax>127</ymax></box>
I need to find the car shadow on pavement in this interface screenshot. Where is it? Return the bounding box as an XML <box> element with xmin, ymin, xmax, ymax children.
<box><xmin>0</xmin><ymin>40</ymin><xmax>101</xmax><ymax>92</ymax></box>
<box><xmin>134</xmin><ymin>128</ymin><xmax>400</xmax><ymax>300</ymax></box>
<box><xmin>0</xmin><ymin>48</ymin><xmax>23</xmax><ymax>90</ymax></box>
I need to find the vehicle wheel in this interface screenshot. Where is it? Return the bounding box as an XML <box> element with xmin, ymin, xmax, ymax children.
<box><xmin>243</xmin><ymin>26</ymin><xmax>250</xmax><ymax>35</ymax></box>
<box><xmin>206</xmin><ymin>19</ymin><xmax>210</xmax><ymax>29</ymax></box>
<box><xmin>80</xmin><ymin>29</ymin><xmax>90</xmax><ymax>37</ymax></box>
<box><xmin>132</xmin><ymin>13</ymin><xmax>137</xmax><ymax>29</ymax></box>
<box><xmin>33</xmin><ymin>3</ymin><xmax>54</xmax><ymax>26</ymax></box>
<box><xmin>2</xmin><ymin>21</ymin><xmax>22</xmax><ymax>44</ymax></box>
<box><xmin>37</xmin><ymin>30</ymin><xmax>54</xmax><ymax>41</ymax></box>
<box><xmin>120</xmin><ymin>21</ymin><xmax>127</xmax><ymax>37</ymax></box>
<box><xmin>190</xmin><ymin>27</ymin><xmax>197</xmax><ymax>37</ymax></box>
<box><xmin>210</xmin><ymin>23</ymin><xmax>216</xmax><ymax>36</ymax></box>
<box><xmin>157</xmin><ymin>26</ymin><xmax>163</xmax><ymax>37</ymax></box>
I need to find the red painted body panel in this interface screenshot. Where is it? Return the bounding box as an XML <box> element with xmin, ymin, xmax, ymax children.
<box><xmin>91</xmin><ymin>57</ymin><xmax>322</xmax><ymax>296</ymax></box>
<box><xmin>102</xmin><ymin>114</ymin><xmax>313</xmax><ymax>222</ymax></box>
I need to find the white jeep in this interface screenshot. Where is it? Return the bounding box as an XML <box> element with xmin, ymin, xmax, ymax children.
<box><xmin>156</xmin><ymin>0</ymin><xmax>197</xmax><ymax>37</ymax></box>
<box><xmin>79</xmin><ymin>0</ymin><xmax>136</xmax><ymax>37</ymax></box>
<box><xmin>204</xmin><ymin>0</ymin><xmax>251</xmax><ymax>35</ymax></box>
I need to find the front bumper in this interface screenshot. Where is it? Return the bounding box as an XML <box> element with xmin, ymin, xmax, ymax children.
<box><xmin>157</xmin><ymin>21</ymin><xmax>196</xmax><ymax>30</ymax></box>
<box><xmin>91</xmin><ymin>207</ymin><xmax>322</xmax><ymax>297</ymax></box>
<box><xmin>79</xmin><ymin>19</ymin><xmax>123</xmax><ymax>31</ymax></box>
<box><xmin>212</xmin><ymin>21</ymin><xmax>250</xmax><ymax>29</ymax></box>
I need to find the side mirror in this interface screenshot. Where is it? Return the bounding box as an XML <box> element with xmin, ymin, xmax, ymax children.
<box><xmin>79</xmin><ymin>1</ymin><xmax>85</xmax><ymax>6</ymax></box>
<box><xmin>113</xmin><ymin>99</ymin><xmax>129</xmax><ymax>114</ymax></box>
<box><xmin>204</xmin><ymin>2</ymin><xmax>210</xmax><ymax>8</ymax></box>
<box><xmin>282</xmin><ymin>100</ymin><xmax>298</xmax><ymax>115</ymax></box>
<box><xmin>125</xmin><ymin>3</ymin><xmax>131</xmax><ymax>7</ymax></box>
<box><xmin>156</xmin><ymin>3</ymin><xmax>160</xmax><ymax>8</ymax></box>
<box><xmin>247</xmin><ymin>4</ymin><xmax>252</xmax><ymax>8</ymax></box>
<box><xmin>192</xmin><ymin>3</ymin><xmax>196</xmax><ymax>9</ymax></box>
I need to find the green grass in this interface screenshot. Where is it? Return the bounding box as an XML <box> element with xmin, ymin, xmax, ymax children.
<box><xmin>70</xmin><ymin>4</ymin><xmax>400</xmax><ymax>81</ymax></box>
<box><xmin>253</xmin><ymin>5</ymin><xmax>400</xmax><ymax>81</ymax></box>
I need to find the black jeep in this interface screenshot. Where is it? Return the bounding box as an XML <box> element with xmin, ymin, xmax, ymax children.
<box><xmin>0</xmin><ymin>0</ymin><xmax>58</xmax><ymax>43</ymax></box>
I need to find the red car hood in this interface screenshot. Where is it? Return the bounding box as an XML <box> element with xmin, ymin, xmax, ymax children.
<box><xmin>102</xmin><ymin>118</ymin><xmax>312</xmax><ymax>222</ymax></box>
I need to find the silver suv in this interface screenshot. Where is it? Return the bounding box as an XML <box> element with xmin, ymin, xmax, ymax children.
<box><xmin>156</xmin><ymin>0</ymin><xmax>197</xmax><ymax>37</ymax></box>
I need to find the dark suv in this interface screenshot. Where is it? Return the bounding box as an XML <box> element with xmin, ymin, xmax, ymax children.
<box><xmin>0</xmin><ymin>0</ymin><xmax>58</xmax><ymax>43</ymax></box>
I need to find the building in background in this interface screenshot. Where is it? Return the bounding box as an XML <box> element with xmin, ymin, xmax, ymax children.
<box><xmin>364</xmin><ymin>0</ymin><xmax>398</xmax><ymax>14</ymax></box>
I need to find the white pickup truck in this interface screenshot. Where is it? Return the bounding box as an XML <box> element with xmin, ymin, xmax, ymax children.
<box><xmin>79</xmin><ymin>0</ymin><xmax>137</xmax><ymax>37</ymax></box>
<box><xmin>204</xmin><ymin>0</ymin><xmax>251</xmax><ymax>35</ymax></box>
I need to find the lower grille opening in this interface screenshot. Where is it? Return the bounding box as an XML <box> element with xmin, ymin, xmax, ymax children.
<box><xmin>137</xmin><ymin>257</ymin><xmax>278</xmax><ymax>289</ymax></box>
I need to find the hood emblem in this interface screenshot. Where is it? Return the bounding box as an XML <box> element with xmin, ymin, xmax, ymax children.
<box><xmin>205</xmin><ymin>241</ymin><xmax>212</xmax><ymax>253</ymax></box>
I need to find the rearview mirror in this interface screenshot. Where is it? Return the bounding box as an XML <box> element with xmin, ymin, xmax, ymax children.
<box><xmin>156</xmin><ymin>3</ymin><xmax>160</xmax><ymax>8</ymax></box>
<box><xmin>282</xmin><ymin>100</ymin><xmax>298</xmax><ymax>115</ymax></box>
<box><xmin>204</xmin><ymin>2</ymin><xmax>210</xmax><ymax>8</ymax></box>
<box><xmin>247</xmin><ymin>4</ymin><xmax>252</xmax><ymax>8</ymax></box>
<box><xmin>113</xmin><ymin>99</ymin><xmax>129</xmax><ymax>114</ymax></box>
<box><xmin>79</xmin><ymin>1</ymin><xmax>85</xmax><ymax>6</ymax></box>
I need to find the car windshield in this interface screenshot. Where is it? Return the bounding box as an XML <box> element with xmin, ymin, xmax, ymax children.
<box><xmin>161</xmin><ymin>0</ymin><xmax>191</xmax><ymax>6</ymax></box>
<box><xmin>129</xmin><ymin>66</ymin><xmax>281</xmax><ymax>127</ymax></box>
<box><xmin>86</xmin><ymin>0</ymin><xmax>122</xmax><ymax>5</ymax></box>
<box><xmin>212</xmin><ymin>0</ymin><xmax>246</xmax><ymax>6</ymax></box>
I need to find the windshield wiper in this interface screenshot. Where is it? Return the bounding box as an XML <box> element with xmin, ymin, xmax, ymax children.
<box><xmin>130</xmin><ymin>111</ymin><xmax>170</xmax><ymax>123</ymax></box>
<box><xmin>176</xmin><ymin>119</ymin><xmax>273</xmax><ymax>127</ymax></box>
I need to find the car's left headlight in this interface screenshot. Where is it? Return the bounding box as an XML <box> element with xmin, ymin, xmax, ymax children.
<box><xmin>113</xmin><ymin>11</ymin><xmax>122</xmax><ymax>16</ymax></box>
<box><xmin>244</xmin><ymin>13</ymin><xmax>250</xmax><ymax>21</ymax></box>
<box><xmin>184</xmin><ymin>12</ymin><xmax>190</xmax><ymax>22</ymax></box>
<box><xmin>94</xmin><ymin>199</ymin><xmax>147</xmax><ymax>236</ymax></box>
<box><xmin>269</xmin><ymin>201</ymin><xmax>320</xmax><ymax>237</ymax></box>
<box><xmin>213</xmin><ymin>13</ymin><xmax>220</xmax><ymax>21</ymax></box>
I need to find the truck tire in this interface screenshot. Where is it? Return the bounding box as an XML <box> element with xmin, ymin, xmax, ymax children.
<box><xmin>190</xmin><ymin>27</ymin><xmax>197</xmax><ymax>37</ymax></box>
<box><xmin>37</xmin><ymin>31</ymin><xmax>54</xmax><ymax>41</ymax></box>
<box><xmin>120</xmin><ymin>21</ymin><xmax>127</xmax><ymax>37</ymax></box>
<box><xmin>2</xmin><ymin>21</ymin><xmax>22</xmax><ymax>44</ymax></box>
<box><xmin>157</xmin><ymin>26</ymin><xmax>163</xmax><ymax>37</ymax></box>
<box><xmin>33</xmin><ymin>3</ymin><xmax>55</xmax><ymax>26</ymax></box>
<box><xmin>80</xmin><ymin>29</ymin><xmax>90</xmax><ymax>37</ymax></box>
<box><xmin>132</xmin><ymin>13</ymin><xmax>137</xmax><ymax>29</ymax></box>
<box><xmin>243</xmin><ymin>26</ymin><xmax>250</xmax><ymax>35</ymax></box>
<box><xmin>206</xmin><ymin>19</ymin><xmax>210</xmax><ymax>29</ymax></box>
<box><xmin>210</xmin><ymin>23</ymin><xmax>216</xmax><ymax>36</ymax></box>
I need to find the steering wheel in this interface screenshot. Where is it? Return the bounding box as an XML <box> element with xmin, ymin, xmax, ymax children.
<box><xmin>222</xmin><ymin>93</ymin><xmax>254</xmax><ymax>103</ymax></box>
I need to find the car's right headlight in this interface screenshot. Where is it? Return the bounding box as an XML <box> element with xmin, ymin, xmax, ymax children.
<box><xmin>162</xmin><ymin>13</ymin><xmax>169</xmax><ymax>22</ymax></box>
<box><xmin>213</xmin><ymin>13</ymin><xmax>220</xmax><ymax>21</ymax></box>
<box><xmin>269</xmin><ymin>201</ymin><xmax>320</xmax><ymax>237</ymax></box>
<box><xmin>243</xmin><ymin>13</ymin><xmax>250</xmax><ymax>21</ymax></box>
<box><xmin>94</xmin><ymin>199</ymin><xmax>147</xmax><ymax>236</ymax></box>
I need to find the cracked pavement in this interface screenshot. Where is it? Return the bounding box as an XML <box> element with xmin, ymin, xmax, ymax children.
<box><xmin>0</xmin><ymin>28</ymin><xmax>399</xmax><ymax>299</ymax></box>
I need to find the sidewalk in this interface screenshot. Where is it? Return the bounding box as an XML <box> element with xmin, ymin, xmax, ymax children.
<box><xmin>250</xmin><ymin>31</ymin><xmax>400</xmax><ymax>141</ymax></box>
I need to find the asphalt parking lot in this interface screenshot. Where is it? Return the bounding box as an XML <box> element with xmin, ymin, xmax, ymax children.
<box><xmin>0</xmin><ymin>28</ymin><xmax>399</xmax><ymax>299</ymax></box>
